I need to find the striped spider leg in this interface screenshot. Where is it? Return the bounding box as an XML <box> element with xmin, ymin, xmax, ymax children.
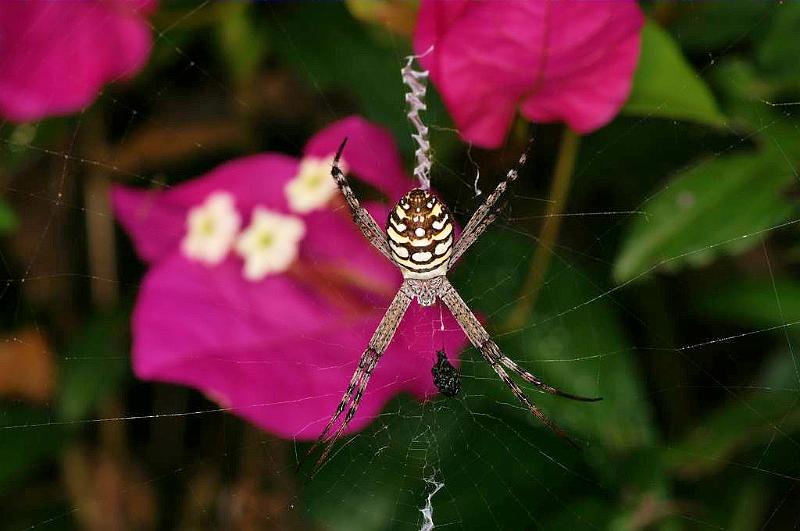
<box><xmin>449</xmin><ymin>138</ymin><xmax>534</xmax><ymax>266</ymax></box>
<box><xmin>310</xmin><ymin>137</ymin><xmax>599</xmax><ymax>474</ymax></box>
<box><xmin>329</xmin><ymin>137</ymin><xmax>394</xmax><ymax>263</ymax></box>
<box><xmin>309</xmin><ymin>283</ymin><xmax>413</xmax><ymax>471</ymax></box>
<box><xmin>437</xmin><ymin>278</ymin><xmax>601</xmax><ymax>449</ymax></box>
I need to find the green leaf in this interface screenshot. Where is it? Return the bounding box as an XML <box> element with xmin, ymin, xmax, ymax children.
<box><xmin>665</xmin><ymin>389</ymin><xmax>800</xmax><ymax>477</ymax></box>
<box><xmin>269</xmin><ymin>4</ymin><xmax>409</xmax><ymax>151</ymax></box>
<box><xmin>664</xmin><ymin>351</ymin><xmax>800</xmax><ymax>478</ymax></box>
<box><xmin>670</xmin><ymin>3</ymin><xmax>772</xmax><ymax>52</ymax></box>
<box><xmin>0</xmin><ymin>406</ymin><xmax>69</xmax><ymax>494</ymax></box>
<box><xmin>452</xmin><ymin>229</ymin><xmax>655</xmax><ymax>450</ymax></box>
<box><xmin>215</xmin><ymin>3</ymin><xmax>268</xmax><ymax>86</ymax></box>
<box><xmin>696</xmin><ymin>278</ymin><xmax>800</xmax><ymax>329</ymax></box>
<box><xmin>0</xmin><ymin>199</ymin><xmax>18</xmax><ymax>234</ymax></box>
<box><xmin>623</xmin><ymin>21</ymin><xmax>726</xmax><ymax>128</ymax></box>
<box><xmin>727</xmin><ymin>481</ymin><xmax>770</xmax><ymax>531</ymax></box>
<box><xmin>756</xmin><ymin>3</ymin><xmax>800</xmax><ymax>88</ymax></box>
<box><xmin>613</xmin><ymin>147</ymin><xmax>796</xmax><ymax>283</ymax></box>
<box><xmin>345</xmin><ymin>0</ymin><xmax>418</xmax><ymax>37</ymax></box>
<box><xmin>303</xmin><ymin>396</ymin><xmax>598</xmax><ymax>531</ymax></box>
<box><xmin>58</xmin><ymin>312</ymin><xmax>130</xmax><ymax>421</ymax></box>
<box><xmin>708</xmin><ymin>59</ymin><xmax>776</xmax><ymax>130</ymax></box>
<box><xmin>267</xmin><ymin>3</ymin><xmax>455</xmax><ymax>161</ymax></box>
<box><xmin>302</xmin><ymin>398</ymin><xmax>429</xmax><ymax>531</ymax></box>
<box><xmin>305</xmin><ymin>230</ymin><xmax>661</xmax><ymax>529</ymax></box>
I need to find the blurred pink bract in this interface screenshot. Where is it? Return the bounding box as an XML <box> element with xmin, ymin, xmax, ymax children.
<box><xmin>0</xmin><ymin>0</ymin><xmax>155</xmax><ymax>122</ymax></box>
<box><xmin>414</xmin><ymin>0</ymin><xmax>645</xmax><ymax>148</ymax></box>
<box><xmin>111</xmin><ymin>117</ymin><xmax>468</xmax><ymax>439</ymax></box>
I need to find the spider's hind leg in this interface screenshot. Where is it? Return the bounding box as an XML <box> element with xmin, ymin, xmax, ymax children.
<box><xmin>314</xmin><ymin>347</ymin><xmax>377</xmax><ymax>445</ymax></box>
<box><xmin>304</xmin><ymin>284</ymin><xmax>413</xmax><ymax>476</ymax></box>
<box><xmin>437</xmin><ymin>277</ymin><xmax>599</xmax><ymax>447</ymax></box>
<box><xmin>484</xmin><ymin>352</ymin><xmax>581</xmax><ymax>449</ymax></box>
<box><xmin>486</xmin><ymin>342</ymin><xmax>602</xmax><ymax>402</ymax></box>
<box><xmin>311</xmin><ymin>348</ymin><xmax>380</xmax><ymax>473</ymax></box>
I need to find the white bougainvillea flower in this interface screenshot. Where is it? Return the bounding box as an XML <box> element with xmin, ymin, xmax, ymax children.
<box><xmin>181</xmin><ymin>192</ymin><xmax>241</xmax><ymax>265</ymax></box>
<box><xmin>235</xmin><ymin>207</ymin><xmax>305</xmax><ymax>281</ymax></box>
<box><xmin>285</xmin><ymin>154</ymin><xmax>347</xmax><ymax>214</ymax></box>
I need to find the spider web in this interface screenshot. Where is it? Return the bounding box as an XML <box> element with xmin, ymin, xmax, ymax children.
<box><xmin>1</xmin><ymin>3</ymin><xmax>799</xmax><ymax>530</ymax></box>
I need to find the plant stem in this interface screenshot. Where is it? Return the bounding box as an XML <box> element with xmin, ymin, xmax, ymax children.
<box><xmin>504</xmin><ymin>127</ymin><xmax>580</xmax><ymax>330</ymax></box>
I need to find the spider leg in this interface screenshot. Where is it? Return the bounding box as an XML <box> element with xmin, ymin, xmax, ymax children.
<box><xmin>483</xmin><ymin>348</ymin><xmax>580</xmax><ymax>449</ymax></box>
<box><xmin>312</xmin><ymin>349</ymin><xmax>380</xmax><ymax>471</ymax></box>
<box><xmin>315</xmin><ymin>348</ymin><xmax>375</xmax><ymax>444</ymax></box>
<box><xmin>490</xmin><ymin>348</ymin><xmax>601</xmax><ymax>402</ymax></box>
<box><xmin>331</xmin><ymin>137</ymin><xmax>393</xmax><ymax>262</ymax></box>
<box><xmin>438</xmin><ymin>278</ymin><xmax>596</xmax><ymax>447</ymax></box>
<box><xmin>307</xmin><ymin>282</ymin><xmax>413</xmax><ymax>474</ymax></box>
<box><xmin>450</xmin><ymin>138</ymin><xmax>534</xmax><ymax>267</ymax></box>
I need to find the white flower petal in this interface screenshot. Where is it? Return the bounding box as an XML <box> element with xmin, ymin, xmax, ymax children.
<box><xmin>181</xmin><ymin>191</ymin><xmax>241</xmax><ymax>265</ymax></box>
<box><xmin>285</xmin><ymin>154</ymin><xmax>346</xmax><ymax>214</ymax></box>
<box><xmin>235</xmin><ymin>207</ymin><xmax>305</xmax><ymax>281</ymax></box>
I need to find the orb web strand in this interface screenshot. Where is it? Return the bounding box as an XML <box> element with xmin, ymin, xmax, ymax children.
<box><xmin>401</xmin><ymin>47</ymin><xmax>434</xmax><ymax>190</ymax></box>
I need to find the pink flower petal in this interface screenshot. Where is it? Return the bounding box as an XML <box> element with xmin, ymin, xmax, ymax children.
<box><xmin>133</xmin><ymin>252</ymin><xmax>465</xmax><ymax>439</ymax></box>
<box><xmin>112</xmin><ymin>154</ymin><xmax>299</xmax><ymax>264</ymax></box>
<box><xmin>305</xmin><ymin>116</ymin><xmax>412</xmax><ymax>202</ymax></box>
<box><xmin>114</xmin><ymin>116</ymin><xmax>471</xmax><ymax>439</ymax></box>
<box><xmin>0</xmin><ymin>0</ymin><xmax>156</xmax><ymax>122</ymax></box>
<box><xmin>414</xmin><ymin>0</ymin><xmax>644</xmax><ymax>147</ymax></box>
<box><xmin>113</xmin><ymin>115</ymin><xmax>412</xmax><ymax>265</ymax></box>
<box><xmin>303</xmin><ymin>205</ymin><xmax>400</xmax><ymax>289</ymax></box>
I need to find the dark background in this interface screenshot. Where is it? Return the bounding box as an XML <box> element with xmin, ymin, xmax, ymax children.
<box><xmin>1</xmin><ymin>2</ymin><xmax>799</xmax><ymax>530</ymax></box>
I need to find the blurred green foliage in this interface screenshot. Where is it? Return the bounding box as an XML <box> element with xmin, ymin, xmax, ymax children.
<box><xmin>0</xmin><ymin>199</ymin><xmax>17</xmax><ymax>234</ymax></box>
<box><xmin>1</xmin><ymin>2</ymin><xmax>800</xmax><ymax>530</ymax></box>
<box><xmin>623</xmin><ymin>21</ymin><xmax>725</xmax><ymax>127</ymax></box>
<box><xmin>613</xmin><ymin>147</ymin><xmax>796</xmax><ymax>282</ymax></box>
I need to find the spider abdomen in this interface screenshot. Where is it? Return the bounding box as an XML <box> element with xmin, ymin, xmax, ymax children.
<box><xmin>387</xmin><ymin>189</ymin><xmax>453</xmax><ymax>278</ymax></box>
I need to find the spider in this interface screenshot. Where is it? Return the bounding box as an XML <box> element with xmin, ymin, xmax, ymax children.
<box><xmin>310</xmin><ymin>136</ymin><xmax>601</xmax><ymax>470</ymax></box>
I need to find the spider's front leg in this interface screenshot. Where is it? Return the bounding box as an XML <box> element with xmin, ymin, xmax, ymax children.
<box><xmin>308</xmin><ymin>282</ymin><xmax>413</xmax><ymax>473</ymax></box>
<box><xmin>331</xmin><ymin>137</ymin><xmax>393</xmax><ymax>262</ymax></box>
<box><xmin>450</xmin><ymin>139</ymin><xmax>534</xmax><ymax>266</ymax></box>
<box><xmin>437</xmin><ymin>277</ymin><xmax>600</xmax><ymax>447</ymax></box>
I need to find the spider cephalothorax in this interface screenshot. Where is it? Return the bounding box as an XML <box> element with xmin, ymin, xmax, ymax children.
<box><xmin>387</xmin><ymin>188</ymin><xmax>453</xmax><ymax>280</ymax></box>
<box><xmin>306</xmin><ymin>135</ymin><xmax>601</xmax><ymax>473</ymax></box>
